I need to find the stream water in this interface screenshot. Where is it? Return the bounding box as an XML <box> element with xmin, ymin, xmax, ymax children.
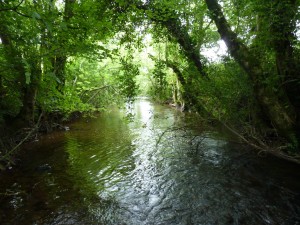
<box><xmin>0</xmin><ymin>98</ymin><xmax>300</xmax><ymax>225</ymax></box>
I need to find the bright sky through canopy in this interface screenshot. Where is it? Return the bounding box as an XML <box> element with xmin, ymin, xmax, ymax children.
<box><xmin>201</xmin><ymin>40</ymin><xmax>228</xmax><ymax>62</ymax></box>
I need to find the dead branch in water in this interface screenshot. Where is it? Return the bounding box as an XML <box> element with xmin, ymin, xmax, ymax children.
<box><xmin>221</xmin><ymin>122</ymin><xmax>300</xmax><ymax>164</ymax></box>
<box><xmin>1</xmin><ymin>113</ymin><xmax>43</xmax><ymax>163</ymax></box>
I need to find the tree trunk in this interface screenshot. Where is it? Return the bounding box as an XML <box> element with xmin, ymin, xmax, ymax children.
<box><xmin>165</xmin><ymin>61</ymin><xmax>211</xmax><ymax>115</ymax></box>
<box><xmin>269</xmin><ymin>0</ymin><xmax>300</xmax><ymax>127</ymax></box>
<box><xmin>52</xmin><ymin>0</ymin><xmax>76</xmax><ymax>91</ymax></box>
<box><xmin>0</xmin><ymin>11</ymin><xmax>41</xmax><ymax>125</ymax></box>
<box><xmin>204</xmin><ymin>0</ymin><xmax>298</xmax><ymax>146</ymax></box>
<box><xmin>0</xmin><ymin>14</ymin><xmax>26</xmax><ymax>121</ymax></box>
<box><xmin>161</xmin><ymin>18</ymin><xmax>207</xmax><ymax>77</ymax></box>
<box><xmin>52</xmin><ymin>56</ymin><xmax>67</xmax><ymax>90</ymax></box>
<box><xmin>21</xmin><ymin>59</ymin><xmax>42</xmax><ymax>124</ymax></box>
<box><xmin>0</xmin><ymin>17</ymin><xmax>25</xmax><ymax>83</ymax></box>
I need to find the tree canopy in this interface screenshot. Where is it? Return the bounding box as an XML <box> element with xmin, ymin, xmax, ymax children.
<box><xmin>1</xmin><ymin>0</ymin><xmax>300</xmax><ymax>161</ymax></box>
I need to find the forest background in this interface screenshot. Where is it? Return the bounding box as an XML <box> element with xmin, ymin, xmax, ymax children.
<box><xmin>1</xmin><ymin>0</ymin><xmax>300</xmax><ymax>166</ymax></box>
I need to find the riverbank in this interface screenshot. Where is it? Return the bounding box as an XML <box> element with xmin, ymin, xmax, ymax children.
<box><xmin>0</xmin><ymin>111</ymin><xmax>84</xmax><ymax>171</ymax></box>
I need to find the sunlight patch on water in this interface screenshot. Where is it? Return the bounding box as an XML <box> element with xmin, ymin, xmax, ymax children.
<box><xmin>2</xmin><ymin>99</ymin><xmax>299</xmax><ymax>225</ymax></box>
<box><xmin>135</xmin><ymin>99</ymin><xmax>153</xmax><ymax>124</ymax></box>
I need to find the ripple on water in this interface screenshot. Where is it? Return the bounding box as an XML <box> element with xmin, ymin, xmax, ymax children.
<box><xmin>1</xmin><ymin>99</ymin><xmax>300</xmax><ymax>225</ymax></box>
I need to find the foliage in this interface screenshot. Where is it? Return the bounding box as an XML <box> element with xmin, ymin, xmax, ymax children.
<box><xmin>117</xmin><ymin>56</ymin><xmax>140</xmax><ymax>101</ymax></box>
<box><xmin>200</xmin><ymin>60</ymin><xmax>254</xmax><ymax>124</ymax></box>
<box><xmin>147</xmin><ymin>61</ymin><xmax>168</xmax><ymax>101</ymax></box>
<box><xmin>1</xmin><ymin>0</ymin><xmax>300</xmax><ymax>161</ymax></box>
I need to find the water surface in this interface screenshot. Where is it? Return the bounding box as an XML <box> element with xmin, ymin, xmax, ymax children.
<box><xmin>0</xmin><ymin>99</ymin><xmax>300</xmax><ymax>224</ymax></box>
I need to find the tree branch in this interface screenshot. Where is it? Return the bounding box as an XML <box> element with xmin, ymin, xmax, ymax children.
<box><xmin>0</xmin><ymin>0</ymin><xmax>24</xmax><ymax>12</ymax></box>
<box><xmin>2</xmin><ymin>113</ymin><xmax>43</xmax><ymax>161</ymax></box>
<box><xmin>133</xmin><ymin>2</ymin><xmax>208</xmax><ymax>77</ymax></box>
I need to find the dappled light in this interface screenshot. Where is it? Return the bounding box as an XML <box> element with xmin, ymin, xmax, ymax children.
<box><xmin>1</xmin><ymin>0</ymin><xmax>300</xmax><ymax>224</ymax></box>
<box><xmin>1</xmin><ymin>99</ymin><xmax>299</xmax><ymax>224</ymax></box>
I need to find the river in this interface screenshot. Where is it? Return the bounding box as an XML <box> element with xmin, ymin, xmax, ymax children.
<box><xmin>0</xmin><ymin>98</ymin><xmax>300</xmax><ymax>225</ymax></box>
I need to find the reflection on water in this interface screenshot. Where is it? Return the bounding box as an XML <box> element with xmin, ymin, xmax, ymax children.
<box><xmin>0</xmin><ymin>98</ymin><xmax>300</xmax><ymax>225</ymax></box>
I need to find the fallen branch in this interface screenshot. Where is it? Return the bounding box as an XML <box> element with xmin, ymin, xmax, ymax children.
<box><xmin>221</xmin><ymin>122</ymin><xmax>300</xmax><ymax>164</ymax></box>
<box><xmin>2</xmin><ymin>113</ymin><xmax>43</xmax><ymax>161</ymax></box>
<box><xmin>86</xmin><ymin>85</ymin><xmax>111</xmax><ymax>103</ymax></box>
<box><xmin>155</xmin><ymin>126</ymin><xmax>188</xmax><ymax>147</ymax></box>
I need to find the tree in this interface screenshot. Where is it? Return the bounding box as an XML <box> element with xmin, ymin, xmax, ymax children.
<box><xmin>1</xmin><ymin>0</ymin><xmax>300</xmax><ymax>163</ymax></box>
<box><xmin>119</xmin><ymin>0</ymin><xmax>300</xmax><ymax>153</ymax></box>
<box><xmin>204</xmin><ymin>0</ymin><xmax>300</xmax><ymax>147</ymax></box>
<box><xmin>0</xmin><ymin>0</ymin><xmax>116</xmax><ymax>124</ymax></box>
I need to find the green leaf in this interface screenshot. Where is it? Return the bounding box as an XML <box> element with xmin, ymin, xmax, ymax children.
<box><xmin>0</xmin><ymin>163</ymin><xmax>5</xmax><ymax>171</ymax></box>
<box><xmin>32</xmin><ymin>12</ymin><xmax>41</xmax><ymax>19</ymax></box>
<box><xmin>45</xmin><ymin>22</ymin><xmax>53</xmax><ymax>32</ymax></box>
<box><xmin>60</xmin><ymin>22</ymin><xmax>68</xmax><ymax>30</ymax></box>
<box><xmin>25</xmin><ymin>72</ymin><xmax>31</xmax><ymax>85</ymax></box>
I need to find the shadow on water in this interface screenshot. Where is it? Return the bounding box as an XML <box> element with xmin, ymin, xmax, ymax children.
<box><xmin>0</xmin><ymin>98</ymin><xmax>300</xmax><ymax>225</ymax></box>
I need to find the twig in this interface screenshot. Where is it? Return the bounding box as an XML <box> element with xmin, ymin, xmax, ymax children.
<box><xmin>86</xmin><ymin>85</ymin><xmax>111</xmax><ymax>103</ymax></box>
<box><xmin>0</xmin><ymin>191</ymin><xmax>25</xmax><ymax>196</ymax></box>
<box><xmin>0</xmin><ymin>0</ymin><xmax>24</xmax><ymax>11</ymax></box>
<box><xmin>155</xmin><ymin>125</ymin><xmax>191</xmax><ymax>147</ymax></box>
<box><xmin>221</xmin><ymin>122</ymin><xmax>300</xmax><ymax>164</ymax></box>
<box><xmin>2</xmin><ymin>113</ymin><xmax>43</xmax><ymax>160</ymax></box>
